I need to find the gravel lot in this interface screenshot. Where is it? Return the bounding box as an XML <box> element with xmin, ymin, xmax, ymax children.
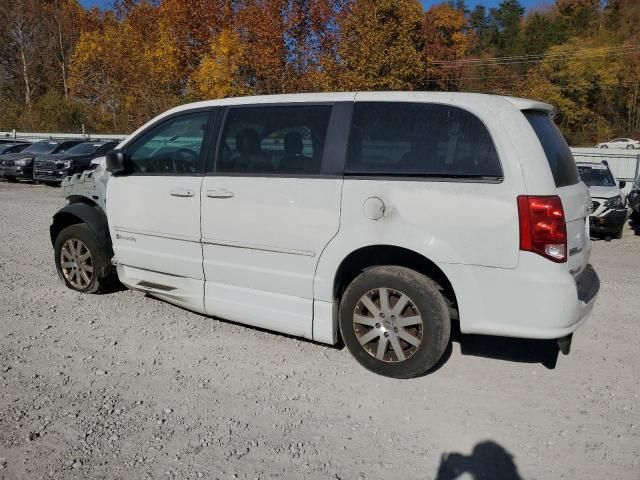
<box><xmin>1</xmin><ymin>181</ymin><xmax>639</xmax><ymax>480</ymax></box>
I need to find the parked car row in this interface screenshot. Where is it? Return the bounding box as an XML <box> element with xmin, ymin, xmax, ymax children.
<box><xmin>0</xmin><ymin>139</ymin><xmax>118</xmax><ymax>184</ymax></box>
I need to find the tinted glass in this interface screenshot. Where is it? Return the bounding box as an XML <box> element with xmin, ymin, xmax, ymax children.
<box><xmin>217</xmin><ymin>105</ymin><xmax>332</xmax><ymax>175</ymax></box>
<box><xmin>98</xmin><ymin>143</ymin><xmax>117</xmax><ymax>154</ymax></box>
<box><xmin>24</xmin><ymin>141</ymin><xmax>60</xmax><ymax>154</ymax></box>
<box><xmin>0</xmin><ymin>144</ymin><xmax>27</xmax><ymax>154</ymax></box>
<box><xmin>524</xmin><ymin>111</ymin><xmax>579</xmax><ymax>187</ymax></box>
<box><xmin>65</xmin><ymin>142</ymin><xmax>103</xmax><ymax>155</ymax></box>
<box><xmin>577</xmin><ymin>166</ymin><xmax>615</xmax><ymax>187</ymax></box>
<box><xmin>55</xmin><ymin>141</ymin><xmax>82</xmax><ymax>153</ymax></box>
<box><xmin>127</xmin><ymin>112</ymin><xmax>209</xmax><ymax>174</ymax></box>
<box><xmin>345</xmin><ymin>102</ymin><xmax>502</xmax><ymax>178</ymax></box>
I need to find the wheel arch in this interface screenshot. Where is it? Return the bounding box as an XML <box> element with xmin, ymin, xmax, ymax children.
<box><xmin>332</xmin><ymin>245</ymin><xmax>459</xmax><ymax>316</ymax></box>
<box><xmin>50</xmin><ymin>201</ymin><xmax>112</xmax><ymax>257</ymax></box>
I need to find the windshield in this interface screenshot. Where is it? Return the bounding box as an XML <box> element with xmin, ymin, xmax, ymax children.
<box><xmin>0</xmin><ymin>144</ymin><xmax>20</xmax><ymax>153</ymax></box>
<box><xmin>578</xmin><ymin>166</ymin><xmax>616</xmax><ymax>187</ymax></box>
<box><xmin>65</xmin><ymin>143</ymin><xmax>102</xmax><ymax>155</ymax></box>
<box><xmin>23</xmin><ymin>141</ymin><xmax>60</xmax><ymax>154</ymax></box>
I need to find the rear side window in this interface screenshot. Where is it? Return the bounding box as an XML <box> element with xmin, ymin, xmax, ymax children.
<box><xmin>217</xmin><ymin>105</ymin><xmax>332</xmax><ymax>175</ymax></box>
<box><xmin>345</xmin><ymin>102</ymin><xmax>502</xmax><ymax>178</ymax></box>
<box><xmin>524</xmin><ymin>111</ymin><xmax>579</xmax><ymax>188</ymax></box>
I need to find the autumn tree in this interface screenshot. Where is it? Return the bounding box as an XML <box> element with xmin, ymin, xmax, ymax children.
<box><xmin>513</xmin><ymin>37</ymin><xmax>623</xmax><ymax>143</ymax></box>
<box><xmin>604</xmin><ymin>0</ymin><xmax>640</xmax><ymax>39</ymax></box>
<box><xmin>556</xmin><ymin>0</ymin><xmax>600</xmax><ymax>36</ymax></box>
<box><xmin>0</xmin><ymin>0</ymin><xmax>55</xmax><ymax>110</ymax></box>
<box><xmin>69</xmin><ymin>3</ymin><xmax>180</xmax><ymax>131</ymax></box>
<box><xmin>420</xmin><ymin>3</ymin><xmax>474</xmax><ymax>90</ymax></box>
<box><xmin>191</xmin><ymin>29</ymin><xmax>248</xmax><ymax>99</ymax></box>
<box><xmin>335</xmin><ymin>0</ymin><xmax>424</xmax><ymax>91</ymax></box>
<box><xmin>48</xmin><ymin>0</ymin><xmax>86</xmax><ymax>101</ymax></box>
<box><xmin>159</xmin><ymin>0</ymin><xmax>229</xmax><ymax>77</ymax></box>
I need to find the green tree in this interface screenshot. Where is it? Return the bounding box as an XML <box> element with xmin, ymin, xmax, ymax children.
<box><xmin>520</xmin><ymin>11</ymin><xmax>569</xmax><ymax>56</ymax></box>
<box><xmin>489</xmin><ymin>0</ymin><xmax>525</xmax><ymax>56</ymax></box>
<box><xmin>468</xmin><ymin>5</ymin><xmax>492</xmax><ymax>54</ymax></box>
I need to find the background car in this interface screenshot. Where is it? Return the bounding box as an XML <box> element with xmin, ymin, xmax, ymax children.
<box><xmin>0</xmin><ymin>142</ymin><xmax>31</xmax><ymax>155</ymax></box>
<box><xmin>596</xmin><ymin>138</ymin><xmax>639</xmax><ymax>149</ymax></box>
<box><xmin>33</xmin><ymin>140</ymin><xmax>118</xmax><ymax>185</ymax></box>
<box><xmin>577</xmin><ymin>161</ymin><xmax>630</xmax><ymax>239</ymax></box>
<box><xmin>0</xmin><ymin>139</ymin><xmax>82</xmax><ymax>182</ymax></box>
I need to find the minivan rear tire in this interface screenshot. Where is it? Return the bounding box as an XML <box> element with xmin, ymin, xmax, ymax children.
<box><xmin>339</xmin><ymin>266</ymin><xmax>451</xmax><ymax>378</ymax></box>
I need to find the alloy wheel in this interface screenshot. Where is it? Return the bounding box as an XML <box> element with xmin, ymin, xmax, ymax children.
<box><xmin>352</xmin><ymin>287</ymin><xmax>424</xmax><ymax>362</ymax></box>
<box><xmin>60</xmin><ymin>238</ymin><xmax>94</xmax><ymax>290</ymax></box>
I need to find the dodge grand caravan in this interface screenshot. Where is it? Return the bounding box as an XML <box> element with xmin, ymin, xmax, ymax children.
<box><xmin>49</xmin><ymin>92</ymin><xmax>600</xmax><ymax>378</ymax></box>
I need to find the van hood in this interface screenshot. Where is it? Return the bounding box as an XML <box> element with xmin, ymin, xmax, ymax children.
<box><xmin>588</xmin><ymin>185</ymin><xmax>619</xmax><ymax>199</ymax></box>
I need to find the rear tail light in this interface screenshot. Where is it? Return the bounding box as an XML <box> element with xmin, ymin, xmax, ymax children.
<box><xmin>517</xmin><ymin>195</ymin><xmax>567</xmax><ymax>263</ymax></box>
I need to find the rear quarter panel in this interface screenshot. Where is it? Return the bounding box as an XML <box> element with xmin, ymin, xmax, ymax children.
<box><xmin>314</xmin><ymin>94</ymin><xmax>541</xmax><ymax>303</ymax></box>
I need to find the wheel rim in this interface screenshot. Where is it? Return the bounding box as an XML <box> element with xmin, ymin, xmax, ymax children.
<box><xmin>353</xmin><ymin>288</ymin><xmax>424</xmax><ymax>363</ymax></box>
<box><xmin>60</xmin><ymin>238</ymin><xmax>94</xmax><ymax>289</ymax></box>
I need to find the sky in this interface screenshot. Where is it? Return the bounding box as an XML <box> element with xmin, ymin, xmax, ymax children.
<box><xmin>79</xmin><ymin>0</ymin><xmax>547</xmax><ymax>12</ymax></box>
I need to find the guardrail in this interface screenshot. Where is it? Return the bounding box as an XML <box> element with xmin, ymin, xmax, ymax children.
<box><xmin>0</xmin><ymin>130</ymin><xmax>128</xmax><ymax>142</ymax></box>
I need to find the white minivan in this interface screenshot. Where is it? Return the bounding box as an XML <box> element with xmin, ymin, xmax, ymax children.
<box><xmin>50</xmin><ymin>92</ymin><xmax>599</xmax><ymax>378</ymax></box>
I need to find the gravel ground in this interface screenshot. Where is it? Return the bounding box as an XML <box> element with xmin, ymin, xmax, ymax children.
<box><xmin>1</xmin><ymin>181</ymin><xmax>639</xmax><ymax>480</ymax></box>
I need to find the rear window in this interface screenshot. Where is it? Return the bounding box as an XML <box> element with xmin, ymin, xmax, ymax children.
<box><xmin>524</xmin><ymin>111</ymin><xmax>579</xmax><ymax>187</ymax></box>
<box><xmin>346</xmin><ymin>102</ymin><xmax>502</xmax><ymax>179</ymax></box>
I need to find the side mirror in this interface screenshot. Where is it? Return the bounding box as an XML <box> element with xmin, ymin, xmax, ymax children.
<box><xmin>105</xmin><ymin>149</ymin><xmax>126</xmax><ymax>173</ymax></box>
<box><xmin>619</xmin><ymin>180</ymin><xmax>626</xmax><ymax>189</ymax></box>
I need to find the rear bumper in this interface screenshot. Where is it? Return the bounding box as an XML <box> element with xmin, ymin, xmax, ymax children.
<box><xmin>441</xmin><ymin>253</ymin><xmax>599</xmax><ymax>340</ymax></box>
<box><xmin>589</xmin><ymin>208</ymin><xmax>630</xmax><ymax>233</ymax></box>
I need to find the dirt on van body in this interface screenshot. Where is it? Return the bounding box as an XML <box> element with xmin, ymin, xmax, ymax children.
<box><xmin>0</xmin><ymin>181</ymin><xmax>638</xmax><ymax>480</ymax></box>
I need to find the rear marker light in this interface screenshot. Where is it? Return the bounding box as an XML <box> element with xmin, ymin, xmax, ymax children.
<box><xmin>517</xmin><ymin>195</ymin><xmax>567</xmax><ymax>263</ymax></box>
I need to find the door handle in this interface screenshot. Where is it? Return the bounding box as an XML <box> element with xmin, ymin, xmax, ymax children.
<box><xmin>207</xmin><ymin>189</ymin><xmax>234</xmax><ymax>199</ymax></box>
<box><xmin>169</xmin><ymin>188</ymin><xmax>195</xmax><ymax>197</ymax></box>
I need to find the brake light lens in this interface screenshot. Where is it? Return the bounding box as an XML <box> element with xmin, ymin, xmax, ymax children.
<box><xmin>517</xmin><ymin>195</ymin><xmax>567</xmax><ymax>263</ymax></box>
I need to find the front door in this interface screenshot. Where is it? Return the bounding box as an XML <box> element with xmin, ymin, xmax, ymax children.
<box><xmin>200</xmin><ymin>103</ymin><xmax>347</xmax><ymax>338</ymax></box>
<box><xmin>107</xmin><ymin>110</ymin><xmax>213</xmax><ymax>313</ymax></box>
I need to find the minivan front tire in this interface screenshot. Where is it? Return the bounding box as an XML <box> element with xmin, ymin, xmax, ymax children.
<box><xmin>54</xmin><ymin>223</ymin><xmax>116</xmax><ymax>294</ymax></box>
<box><xmin>339</xmin><ymin>266</ymin><xmax>451</xmax><ymax>378</ymax></box>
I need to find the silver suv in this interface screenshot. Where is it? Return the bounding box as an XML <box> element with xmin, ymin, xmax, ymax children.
<box><xmin>577</xmin><ymin>161</ymin><xmax>630</xmax><ymax>239</ymax></box>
